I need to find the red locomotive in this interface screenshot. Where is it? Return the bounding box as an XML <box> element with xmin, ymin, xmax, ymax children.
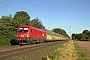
<box><xmin>15</xmin><ymin>24</ymin><xmax>46</xmax><ymax>44</ymax></box>
<box><xmin>15</xmin><ymin>24</ymin><xmax>68</xmax><ymax>44</ymax></box>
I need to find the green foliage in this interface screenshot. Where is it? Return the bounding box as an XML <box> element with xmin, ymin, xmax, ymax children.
<box><xmin>10</xmin><ymin>56</ymin><xmax>27</xmax><ymax>60</ymax></box>
<box><xmin>52</xmin><ymin>28</ymin><xmax>69</xmax><ymax>37</ymax></box>
<box><xmin>74</xmin><ymin>42</ymin><xmax>90</xmax><ymax>60</ymax></box>
<box><xmin>48</xmin><ymin>51</ymin><xmax>60</xmax><ymax>60</ymax></box>
<box><xmin>31</xmin><ymin>17</ymin><xmax>45</xmax><ymax>29</ymax></box>
<box><xmin>0</xmin><ymin>15</ymin><xmax>15</xmax><ymax>46</ymax></box>
<box><xmin>13</xmin><ymin>11</ymin><xmax>31</xmax><ymax>29</ymax></box>
<box><xmin>0</xmin><ymin>11</ymin><xmax>45</xmax><ymax>46</ymax></box>
<box><xmin>72</xmin><ymin>30</ymin><xmax>90</xmax><ymax>41</ymax></box>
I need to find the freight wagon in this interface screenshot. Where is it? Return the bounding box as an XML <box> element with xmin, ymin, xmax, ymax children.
<box><xmin>15</xmin><ymin>24</ymin><xmax>68</xmax><ymax>44</ymax></box>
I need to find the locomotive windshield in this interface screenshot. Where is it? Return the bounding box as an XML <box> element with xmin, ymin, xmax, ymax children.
<box><xmin>18</xmin><ymin>28</ymin><xmax>28</xmax><ymax>33</ymax></box>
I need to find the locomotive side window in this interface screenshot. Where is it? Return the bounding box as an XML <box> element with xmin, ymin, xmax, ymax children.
<box><xmin>30</xmin><ymin>29</ymin><xmax>32</xmax><ymax>32</ymax></box>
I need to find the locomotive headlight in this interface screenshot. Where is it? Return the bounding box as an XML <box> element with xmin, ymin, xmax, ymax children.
<box><xmin>27</xmin><ymin>35</ymin><xmax>29</xmax><ymax>37</ymax></box>
<box><xmin>17</xmin><ymin>35</ymin><xmax>18</xmax><ymax>37</ymax></box>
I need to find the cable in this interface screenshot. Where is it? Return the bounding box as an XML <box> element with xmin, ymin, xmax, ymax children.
<box><xmin>28</xmin><ymin>0</ymin><xmax>57</xmax><ymax>27</ymax></box>
<box><xmin>34</xmin><ymin>0</ymin><xmax>65</xmax><ymax>29</ymax></box>
<box><xmin>8</xmin><ymin>0</ymin><xmax>35</xmax><ymax>20</ymax></box>
<box><xmin>33</xmin><ymin>0</ymin><xmax>44</xmax><ymax>13</ymax></box>
<box><xmin>34</xmin><ymin>0</ymin><xmax>58</xmax><ymax>27</ymax></box>
<box><xmin>28</xmin><ymin>0</ymin><xmax>47</xmax><ymax>18</ymax></box>
<box><xmin>32</xmin><ymin>0</ymin><xmax>67</xmax><ymax>37</ymax></box>
<box><xmin>8</xmin><ymin>0</ymin><xmax>23</xmax><ymax>10</ymax></box>
<box><xmin>0</xmin><ymin>1</ymin><xmax>17</xmax><ymax>11</ymax></box>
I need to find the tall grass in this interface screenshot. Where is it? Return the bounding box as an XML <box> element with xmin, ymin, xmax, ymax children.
<box><xmin>74</xmin><ymin>42</ymin><xmax>90</xmax><ymax>60</ymax></box>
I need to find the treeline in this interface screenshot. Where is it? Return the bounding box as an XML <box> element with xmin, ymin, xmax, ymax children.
<box><xmin>72</xmin><ymin>30</ymin><xmax>90</xmax><ymax>41</ymax></box>
<box><xmin>0</xmin><ymin>11</ymin><xmax>69</xmax><ymax>46</ymax></box>
<box><xmin>52</xmin><ymin>28</ymin><xmax>69</xmax><ymax>37</ymax></box>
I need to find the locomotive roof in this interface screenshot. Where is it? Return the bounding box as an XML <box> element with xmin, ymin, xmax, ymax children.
<box><xmin>45</xmin><ymin>29</ymin><xmax>63</xmax><ymax>37</ymax></box>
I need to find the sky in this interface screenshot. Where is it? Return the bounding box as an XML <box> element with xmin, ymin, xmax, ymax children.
<box><xmin>0</xmin><ymin>0</ymin><xmax>90</xmax><ymax>36</ymax></box>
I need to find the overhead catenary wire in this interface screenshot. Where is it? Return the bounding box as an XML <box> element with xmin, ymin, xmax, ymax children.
<box><xmin>1</xmin><ymin>0</ymin><xmax>35</xmax><ymax>20</ymax></box>
<box><xmin>8</xmin><ymin>0</ymin><xmax>23</xmax><ymax>10</ymax></box>
<box><xmin>33</xmin><ymin>0</ymin><xmax>44</xmax><ymax>13</ymax></box>
<box><xmin>0</xmin><ymin>0</ymin><xmax>57</xmax><ymax>28</ymax></box>
<box><xmin>28</xmin><ymin>0</ymin><xmax>57</xmax><ymax>28</ymax></box>
<box><xmin>0</xmin><ymin>1</ymin><xmax>17</xmax><ymax>11</ymax></box>
<box><xmin>34</xmin><ymin>0</ymin><xmax>66</xmax><ymax>30</ymax></box>
<box><xmin>0</xmin><ymin>0</ymin><xmax>59</xmax><ymax>29</ymax></box>
<box><xmin>28</xmin><ymin>0</ymin><xmax>48</xmax><ymax>19</ymax></box>
<box><xmin>34</xmin><ymin>0</ymin><xmax>58</xmax><ymax>27</ymax></box>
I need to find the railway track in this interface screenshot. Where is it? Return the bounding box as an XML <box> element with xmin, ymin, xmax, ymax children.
<box><xmin>0</xmin><ymin>40</ymin><xmax>69</xmax><ymax>60</ymax></box>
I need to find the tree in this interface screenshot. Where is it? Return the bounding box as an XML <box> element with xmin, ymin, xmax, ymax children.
<box><xmin>88</xmin><ymin>33</ymin><xmax>90</xmax><ymax>40</ymax></box>
<box><xmin>76</xmin><ymin>33</ymin><xmax>81</xmax><ymax>40</ymax></box>
<box><xmin>52</xmin><ymin>28</ymin><xmax>69</xmax><ymax>37</ymax></box>
<box><xmin>72</xmin><ymin>30</ymin><xmax>90</xmax><ymax>41</ymax></box>
<box><xmin>82</xmin><ymin>30</ymin><xmax>89</xmax><ymax>36</ymax></box>
<box><xmin>80</xmin><ymin>30</ymin><xmax>90</xmax><ymax>40</ymax></box>
<box><xmin>31</xmin><ymin>17</ymin><xmax>45</xmax><ymax>29</ymax></box>
<box><xmin>13</xmin><ymin>11</ymin><xmax>31</xmax><ymax>28</ymax></box>
<box><xmin>0</xmin><ymin>15</ymin><xmax>14</xmax><ymax>45</ymax></box>
<box><xmin>72</xmin><ymin>33</ymin><xmax>76</xmax><ymax>40</ymax></box>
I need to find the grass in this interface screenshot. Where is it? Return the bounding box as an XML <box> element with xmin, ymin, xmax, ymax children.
<box><xmin>9</xmin><ymin>56</ymin><xmax>27</xmax><ymax>60</ymax></box>
<box><xmin>47</xmin><ymin>42</ymin><xmax>68</xmax><ymax>60</ymax></box>
<box><xmin>74</xmin><ymin>42</ymin><xmax>90</xmax><ymax>60</ymax></box>
<box><xmin>48</xmin><ymin>50</ymin><xmax>60</xmax><ymax>60</ymax></box>
<box><xmin>9</xmin><ymin>42</ymin><xmax>63</xmax><ymax>60</ymax></box>
<box><xmin>48</xmin><ymin>40</ymin><xmax>90</xmax><ymax>60</ymax></box>
<box><xmin>10</xmin><ymin>41</ymin><xmax>90</xmax><ymax>60</ymax></box>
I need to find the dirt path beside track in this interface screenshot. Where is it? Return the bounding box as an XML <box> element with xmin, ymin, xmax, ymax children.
<box><xmin>75</xmin><ymin>41</ymin><xmax>90</xmax><ymax>57</ymax></box>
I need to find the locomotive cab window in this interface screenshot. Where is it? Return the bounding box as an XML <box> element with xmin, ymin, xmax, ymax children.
<box><xmin>19</xmin><ymin>28</ymin><xmax>28</xmax><ymax>33</ymax></box>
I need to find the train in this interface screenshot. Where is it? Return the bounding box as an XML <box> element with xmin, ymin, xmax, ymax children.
<box><xmin>15</xmin><ymin>24</ymin><xmax>68</xmax><ymax>44</ymax></box>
